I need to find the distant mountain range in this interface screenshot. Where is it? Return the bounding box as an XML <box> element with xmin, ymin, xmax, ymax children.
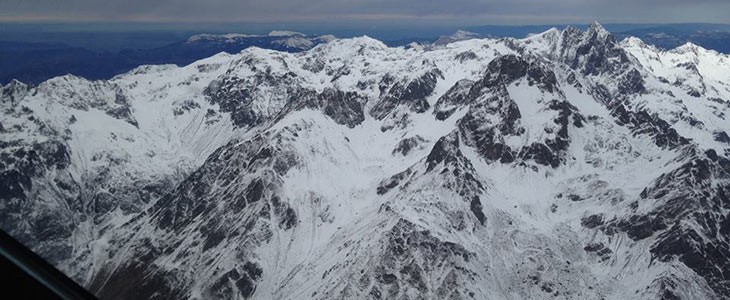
<box><xmin>615</xmin><ymin>25</ymin><xmax>730</xmax><ymax>53</ymax></box>
<box><xmin>0</xmin><ymin>31</ymin><xmax>334</xmax><ymax>85</ymax></box>
<box><xmin>1</xmin><ymin>23</ymin><xmax>729</xmax><ymax>85</ymax></box>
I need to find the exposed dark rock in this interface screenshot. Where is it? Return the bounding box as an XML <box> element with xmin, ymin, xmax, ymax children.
<box><xmin>243</xmin><ymin>261</ymin><xmax>263</xmax><ymax>280</ymax></box>
<box><xmin>0</xmin><ymin>138</ymin><xmax>76</xmax><ymax>267</ymax></box>
<box><xmin>377</xmin><ymin>169</ymin><xmax>413</xmax><ymax>195</ymax></box>
<box><xmin>518</xmin><ymin>143</ymin><xmax>561</xmax><ymax>168</ymax></box>
<box><xmin>379</xmin><ymin>273</ymin><xmax>398</xmax><ymax>284</ymax></box>
<box><xmin>567</xmin><ymin>194</ymin><xmax>582</xmax><ymax>202</ymax></box>
<box><xmin>597</xmin><ymin>247</ymin><xmax>613</xmax><ymax>257</ymax></box>
<box><xmin>583</xmin><ymin>242</ymin><xmax>605</xmax><ymax>252</ymax></box>
<box><xmin>603</xmin><ymin>153</ymin><xmax>730</xmax><ymax>296</ymax></box>
<box><xmin>319</xmin><ymin>89</ymin><xmax>366</xmax><ymax>127</ymax></box>
<box><xmin>399</xmin><ymin>263</ymin><xmax>427</xmax><ymax>291</ymax></box>
<box><xmin>0</xmin><ymin>169</ymin><xmax>31</xmax><ymax>200</ymax></box>
<box><xmin>615</xmin><ymin>214</ymin><xmax>668</xmax><ymax>240</ymax></box>
<box><xmin>481</xmin><ymin>55</ymin><xmax>528</xmax><ymax>87</ymax></box>
<box><xmin>433</xmin><ymin>79</ymin><xmax>474</xmax><ymax>120</ymax></box>
<box><xmin>205</xmin><ymin>70</ymin><xmax>299</xmax><ymax>127</ymax></box>
<box><xmin>94</xmin><ymin>133</ymin><xmax>300</xmax><ymax>298</ymax></box>
<box><xmin>515</xmin><ymin>99</ymin><xmax>585</xmax><ymax>168</ymax></box>
<box><xmin>618</xmin><ymin>69</ymin><xmax>646</xmax><ymax>95</ymax></box>
<box><xmin>154</xmin><ymin>135</ymin><xmax>296</xmax><ymax>233</ymax></box>
<box><xmin>453</xmin><ymin>61</ymin><xmax>582</xmax><ymax>169</ymax></box>
<box><xmin>457</xmin><ymin>91</ymin><xmax>520</xmax><ymax>165</ymax></box>
<box><xmin>561</xmin><ymin>23</ymin><xmax>632</xmax><ymax>76</ymax></box>
<box><xmin>172</xmin><ymin>100</ymin><xmax>201</xmax><ymax>116</ymax></box>
<box><xmin>548</xmin><ymin>100</ymin><xmax>585</xmax><ymax>133</ymax></box>
<box><xmin>296</xmin><ymin>88</ymin><xmax>366</xmax><ymax>127</ymax></box>
<box><xmin>455</xmin><ymin>51</ymin><xmax>478</xmax><ymax>62</ymax></box>
<box><xmin>280</xmin><ymin>207</ymin><xmax>297</xmax><ymax>229</ymax></box>
<box><xmin>1</xmin><ymin>80</ymin><xmax>31</xmax><ymax>105</ymax></box>
<box><xmin>245</xmin><ymin>179</ymin><xmax>265</xmax><ymax>203</ymax></box>
<box><xmin>583</xmin><ymin>242</ymin><xmax>612</xmax><ymax>261</ymax></box>
<box><xmin>363</xmin><ymin>218</ymin><xmax>474</xmax><ymax>298</ymax></box>
<box><xmin>378</xmin><ymin>74</ymin><xmax>396</xmax><ymax>97</ymax></box>
<box><xmin>392</xmin><ymin>135</ymin><xmax>427</xmax><ymax>156</ymax></box>
<box><xmin>370</xmin><ymin>68</ymin><xmax>443</xmax><ymax>120</ymax></box>
<box><xmin>207</xmin><ymin>264</ymin><xmax>263</xmax><ymax>299</ymax></box>
<box><xmin>611</xmin><ymin>104</ymin><xmax>689</xmax><ymax>149</ymax></box>
<box><xmin>526</xmin><ymin>63</ymin><xmax>558</xmax><ymax>93</ymax></box>
<box><xmin>714</xmin><ymin>131</ymin><xmax>730</xmax><ymax>144</ymax></box>
<box><xmin>426</xmin><ymin>134</ymin><xmax>462</xmax><ymax>172</ymax></box>
<box><xmin>102</xmin><ymin>89</ymin><xmax>139</xmax><ymax>127</ymax></box>
<box><xmin>201</xmin><ymin>227</ymin><xmax>226</xmax><ymax>251</ymax></box>
<box><xmin>470</xmin><ymin>196</ymin><xmax>486</xmax><ymax>225</ymax></box>
<box><xmin>581</xmin><ymin>214</ymin><xmax>604</xmax><ymax>229</ymax></box>
<box><xmin>91</xmin><ymin>261</ymin><xmax>187</xmax><ymax>300</ymax></box>
<box><xmin>651</xmin><ymin>221</ymin><xmax>730</xmax><ymax>296</ymax></box>
<box><xmin>566</xmin><ymin>72</ymin><xmax>582</xmax><ymax>89</ymax></box>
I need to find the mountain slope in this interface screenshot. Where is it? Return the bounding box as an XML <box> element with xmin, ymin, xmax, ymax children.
<box><xmin>1</xmin><ymin>22</ymin><xmax>729</xmax><ymax>299</ymax></box>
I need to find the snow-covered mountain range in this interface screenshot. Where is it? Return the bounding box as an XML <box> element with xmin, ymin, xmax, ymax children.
<box><xmin>1</xmin><ymin>22</ymin><xmax>729</xmax><ymax>299</ymax></box>
<box><xmin>186</xmin><ymin>31</ymin><xmax>336</xmax><ymax>51</ymax></box>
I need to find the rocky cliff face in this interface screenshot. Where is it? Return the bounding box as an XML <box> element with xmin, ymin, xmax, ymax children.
<box><xmin>1</xmin><ymin>23</ymin><xmax>729</xmax><ymax>299</ymax></box>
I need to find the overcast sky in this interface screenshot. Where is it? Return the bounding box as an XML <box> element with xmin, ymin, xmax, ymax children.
<box><xmin>1</xmin><ymin>0</ymin><xmax>729</xmax><ymax>26</ymax></box>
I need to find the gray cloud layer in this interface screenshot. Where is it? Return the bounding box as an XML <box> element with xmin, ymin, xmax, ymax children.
<box><xmin>1</xmin><ymin>0</ymin><xmax>729</xmax><ymax>25</ymax></box>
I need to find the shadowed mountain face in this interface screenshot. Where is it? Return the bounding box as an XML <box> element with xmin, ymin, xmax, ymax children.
<box><xmin>1</xmin><ymin>22</ymin><xmax>730</xmax><ymax>299</ymax></box>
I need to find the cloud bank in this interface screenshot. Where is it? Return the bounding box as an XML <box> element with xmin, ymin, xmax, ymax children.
<box><xmin>1</xmin><ymin>0</ymin><xmax>729</xmax><ymax>25</ymax></box>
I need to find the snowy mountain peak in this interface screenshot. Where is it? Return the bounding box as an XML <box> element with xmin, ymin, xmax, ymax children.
<box><xmin>434</xmin><ymin>30</ymin><xmax>483</xmax><ymax>45</ymax></box>
<box><xmin>560</xmin><ymin>24</ymin><xmax>583</xmax><ymax>39</ymax></box>
<box><xmin>1</xmin><ymin>24</ymin><xmax>730</xmax><ymax>300</ymax></box>
<box><xmin>314</xmin><ymin>35</ymin><xmax>389</xmax><ymax>56</ymax></box>
<box><xmin>621</xmin><ymin>36</ymin><xmax>651</xmax><ymax>49</ymax></box>
<box><xmin>672</xmin><ymin>41</ymin><xmax>701</xmax><ymax>53</ymax></box>
<box><xmin>316</xmin><ymin>34</ymin><xmax>337</xmax><ymax>43</ymax></box>
<box><xmin>1</xmin><ymin>79</ymin><xmax>30</xmax><ymax>105</ymax></box>
<box><xmin>530</xmin><ymin>27</ymin><xmax>560</xmax><ymax>39</ymax></box>
<box><xmin>349</xmin><ymin>35</ymin><xmax>387</xmax><ymax>47</ymax></box>
<box><xmin>522</xmin><ymin>27</ymin><xmax>561</xmax><ymax>49</ymax></box>
<box><xmin>6</xmin><ymin>78</ymin><xmax>26</xmax><ymax>87</ymax></box>
<box><xmin>668</xmin><ymin>41</ymin><xmax>726</xmax><ymax>58</ymax></box>
<box><xmin>588</xmin><ymin>20</ymin><xmax>609</xmax><ymax>37</ymax></box>
<box><xmin>2</xmin><ymin>79</ymin><xmax>29</xmax><ymax>93</ymax></box>
<box><xmin>453</xmin><ymin>30</ymin><xmax>480</xmax><ymax>39</ymax></box>
<box><xmin>268</xmin><ymin>30</ymin><xmax>306</xmax><ymax>37</ymax></box>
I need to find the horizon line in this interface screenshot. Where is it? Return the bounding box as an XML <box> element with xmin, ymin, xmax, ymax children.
<box><xmin>2</xmin><ymin>20</ymin><xmax>730</xmax><ymax>28</ymax></box>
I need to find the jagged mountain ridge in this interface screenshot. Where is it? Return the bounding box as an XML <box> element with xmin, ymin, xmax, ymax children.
<box><xmin>1</xmin><ymin>22</ymin><xmax>730</xmax><ymax>299</ymax></box>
